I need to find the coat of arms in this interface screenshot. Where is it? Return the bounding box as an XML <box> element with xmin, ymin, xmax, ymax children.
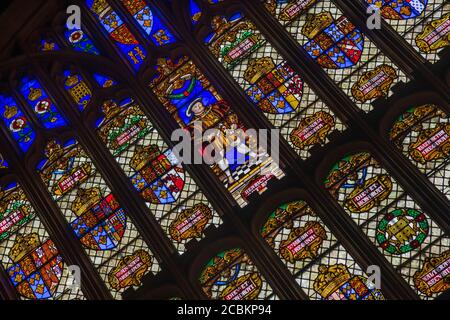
<box><xmin>313</xmin><ymin>264</ymin><xmax>384</xmax><ymax>300</ymax></box>
<box><xmin>7</xmin><ymin>233</ymin><xmax>63</xmax><ymax>299</ymax></box>
<box><xmin>302</xmin><ymin>12</ymin><xmax>364</xmax><ymax>69</ymax></box>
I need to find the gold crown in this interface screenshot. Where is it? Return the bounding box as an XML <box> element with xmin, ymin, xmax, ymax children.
<box><xmin>243</xmin><ymin>57</ymin><xmax>276</xmax><ymax>84</ymax></box>
<box><xmin>102</xmin><ymin>100</ymin><xmax>122</xmax><ymax>119</ymax></box>
<box><xmin>313</xmin><ymin>264</ymin><xmax>352</xmax><ymax>298</ymax></box>
<box><xmin>3</xmin><ymin>105</ymin><xmax>18</xmax><ymax>119</ymax></box>
<box><xmin>28</xmin><ymin>87</ymin><xmax>43</xmax><ymax>101</ymax></box>
<box><xmin>44</xmin><ymin>140</ymin><xmax>65</xmax><ymax>162</ymax></box>
<box><xmin>71</xmin><ymin>187</ymin><xmax>102</xmax><ymax>216</ymax></box>
<box><xmin>130</xmin><ymin>145</ymin><xmax>160</xmax><ymax>172</ymax></box>
<box><xmin>65</xmin><ymin>74</ymin><xmax>79</xmax><ymax>87</ymax></box>
<box><xmin>301</xmin><ymin>12</ymin><xmax>333</xmax><ymax>39</ymax></box>
<box><xmin>91</xmin><ymin>0</ymin><xmax>109</xmax><ymax>16</ymax></box>
<box><xmin>9</xmin><ymin>233</ymin><xmax>40</xmax><ymax>263</ymax></box>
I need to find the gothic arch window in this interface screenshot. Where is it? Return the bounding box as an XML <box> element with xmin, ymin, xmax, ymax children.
<box><xmin>260</xmin><ymin>199</ymin><xmax>385</xmax><ymax>300</ymax></box>
<box><xmin>365</xmin><ymin>0</ymin><xmax>449</xmax><ymax>63</ymax></box>
<box><xmin>58</xmin><ymin>65</ymin><xmax>223</xmax><ymax>254</ymax></box>
<box><xmin>389</xmin><ymin>104</ymin><xmax>450</xmax><ymax>200</ymax></box>
<box><xmin>0</xmin><ymin>0</ymin><xmax>448</xmax><ymax>301</ymax></box>
<box><xmin>324</xmin><ymin>150</ymin><xmax>449</xmax><ymax>299</ymax></box>
<box><xmin>0</xmin><ymin>95</ymin><xmax>36</xmax><ymax>153</ymax></box>
<box><xmin>0</xmin><ymin>157</ymin><xmax>83</xmax><ymax>300</ymax></box>
<box><xmin>194</xmin><ymin>4</ymin><xmax>346</xmax><ymax>159</ymax></box>
<box><xmin>95</xmin><ymin>98</ymin><xmax>222</xmax><ymax>253</ymax></box>
<box><xmin>86</xmin><ymin>0</ymin><xmax>147</xmax><ymax>71</ymax></box>
<box><xmin>199</xmin><ymin>247</ymin><xmax>276</xmax><ymax>300</ymax></box>
<box><xmin>262</xmin><ymin>0</ymin><xmax>409</xmax><ymax>112</ymax></box>
<box><xmin>0</xmin><ymin>185</ymin><xmax>82</xmax><ymax>300</ymax></box>
<box><xmin>0</xmin><ymin>68</ymin><xmax>162</xmax><ymax>298</ymax></box>
<box><xmin>64</xmin><ymin>26</ymin><xmax>101</xmax><ymax>55</ymax></box>
<box><xmin>82</xmin><ymin>0</ymin><xmax>287</xmax><ymax>208</ymax></box>
<box><xmin>36</xmin><ymin>138</ymin><xmax>160</xmax><ymax>298</ymax></box>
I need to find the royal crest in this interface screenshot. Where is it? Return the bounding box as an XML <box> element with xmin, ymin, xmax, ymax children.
<box><xmin>200</xmin><ymin>248</ymin><xmax>244</xmax><ymax>286</ymax></box>
<box><xmin>219</xmin><ymin>273</ymin><xmax>263</xmax><ymax>300</ymax></box>
<box><xmin>52</xmin><ymin>162</ymin><xmax>92</xmax><ymax>197</ymax></box>
<box><xmin>413</xmin><ymin>250</ymin><xmax>450</xmax><ymax>297</ymax></box>
<box><xmin>0</xmin><ymin>189</ymin><xmax>33</xmax><ymax>240</ymax></box>
<box><xmin>313</xmin><ymin>264</ymin><xmax>384</xmax><ymax>300</ymax></box>
<box><xmin>64</xmin><ymin>73</ymin><xmax>92</xmax><ymax>110</ymax></box>
<box><xmin>325</xmin><ymin>152</ymin><xmax>371</xmax><ymax>189</ymax></box>
<box><xmin>376</xmin><ymin>208</ymin><xmax>429</xmax><ymax>255</ymax></box>
<box><xmin>131</xmin><ymin>146</ymin><xmax>185</xmax><ymax>205</ymax></box>
<box><xmin>303</xmin><ymin>12</ymin><xmax>364</xmax><ymax>69</ymax></box>
<box><xmin>261</xmin><ymin>201</ymin><xmax>312</xmax><ymax>240</ymax></box>
<box><xmin>389</xmin><ymin>104</ymin><xmax>441</xmax><ymax>145</ymax></box>
<box><xmin>290</xmin><ymin>111</ymin><xmax>335</xmax><ymax>149</ymax></box>
<box><xmin>245</xmin><ymin>58</ymin><xmax>303</xmax><ymax>115</ymax></box>
<box><xmin>344</xmin><ymin>174</ymin><xmax>393</xmax><ymax>213</ymax></box>
<box><xmin>7</xmin><ymin>233</ymin><xmax>63</xmax><ymax>299</ymax></box>
<box><xmin>415</xmin><ymin>13</ymin><xmax>450</xmax><ymax>53</ymax></box>
<box><xmin>210</xmin><ymin>19</ymin><xmax>263</xmax><ymax>69</ymax></box>
<box><xmin>169</xmin><ymin>203</ymin><xmax>213</xmax><ymax>242</ymax></box>
<box><xmin>279</xmin><ymin>221</ymin><xmax>327</xmax><ymax>263</ymax></box>
<box><xmin>108</xmin><ymin>249</ymin><xmax>152</xmax><ymax>290</ymax></box>
<box><xmin>70</xmin><ymin>188</ymin><xmax>126</xmax><ymax>250</ymax></box>
<box><xmin>408</xmin><ymin>123</ymin><xmax>450</xmax><ymax>164</ymax></box>
<box><xmin>99</xmin><ymin>103</ymin><xmax>151</xmax><ymax>155</ymax></box>
<box><xmin>351</xmin><ymin>64</ymin><xmax>398</xmax><ymax>102</ymax></box>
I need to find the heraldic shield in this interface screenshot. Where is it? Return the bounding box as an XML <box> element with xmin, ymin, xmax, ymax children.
<box><xmin>8</xmin><ymin>233</ymin><xmax>63</xmax><ymax>299</ymax></box>
<box><xmin>313</xmin><ymin>264</ymin><xmax>384</xmax><ymax>300</ymax></box>
<box><xmin>366</xmin><ymin>0</ymin><xmax>427</xmax><ymax>20</ymax></box>
<box><xmin>303</xmin><ymin>12</ymin><xmax>364</xmax><ymax>69</ymax></box>
<box><xmin>70</xmin><ymin>188</ymin><xmax>127</xmax><ymax>251</ymax></box>
<box><xmin>130</xmin><ymin>145</ymin><xmax>185</xmax><ymax>205</ymax></box>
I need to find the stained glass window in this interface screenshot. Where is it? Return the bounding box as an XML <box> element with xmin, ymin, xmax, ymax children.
<box><xmin>39</xmin><ymin>37</ymin><xmax>60</xmax><ymax>52</ymax></box>
<box><xmin>0</xmin><ymin>182</ymin><xmax>84</xmax><ymax>300</ymax></box>
<box><xmin>390</xmin><ymin>104</ymin><xmax>450</xmax><ymax>200</ymax></box>
<box><xmin>201</xmin><ymin>10</ymin><xmax>346</xmax><ymax>159</ymax></box>
<box><xmin>190</xmin><ymin>0</ymin><xmax>202</xmax><ymax>25</ymax></box>
<box><xmin>86</xmin><ymin>0</ymin><xmax>147</xmax><ymax>71</ymax></box>
<box><xmin>120</xmin><ymin>0</ymin><xmax>176</xmax><ymax>46</ymax></box>
<box><xmin>150</xmin><ymin>56</ymin><xmax>285</xmax><ymax>207</ymax></box>
<box><xmin>93</xmin><ymin>73</ymin><xmax>118</xmax><ymax>88</ymax></box>
<box><xmin>263</xmin><ymin>0</ymin><xmax>409</xmax><ymax>112</ymax></box>
<box><xmin>94</xmin><ymin>98</ymin><xmax>222</xmax><ymax>254</ymax></box>
<box><xmin>36</xmin><ymin>139</ymin><xmax>160</xmax><ymax>298</ymax></box>
<box><xmin>63</xmin><ymin>70</ymin><xmax>92</xmax><ymax>111</ymax></box>
<box><xmin>18</xmin><ymin>76</ymin><xmax>67</xmax><ymax>129</ymax></box>
<box><xmin>64</xmin><ymin>26</ymin><xmax>100</xmax><ymax>55</ymax></box>
<box><xmin>365</xmin><ymin>0</ymin><xmax>449</xmax><ymax>63</ymax></box>
<box><xmin>324</xmin><ymin>151</ymin><xmax>449</xmax><ymax>299</ymax></box>
<box><xmin>261</xmin><ymin>200</ymin><xmax>385</xmax><ymax>300</ymax></box>
<box><xmin>0</xmin><ymin>154</ymin><xmax>8</xmax><ymax>169</ymax></box>
<box><xmin>0</xmin><ymin>95</ymin><xmax>36</xmax><ymax>153</ymax></box>
<box><xmin>199</xmin><ymin>248</ymin><xmax>276</xmax><ymax>300</ymax></box>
